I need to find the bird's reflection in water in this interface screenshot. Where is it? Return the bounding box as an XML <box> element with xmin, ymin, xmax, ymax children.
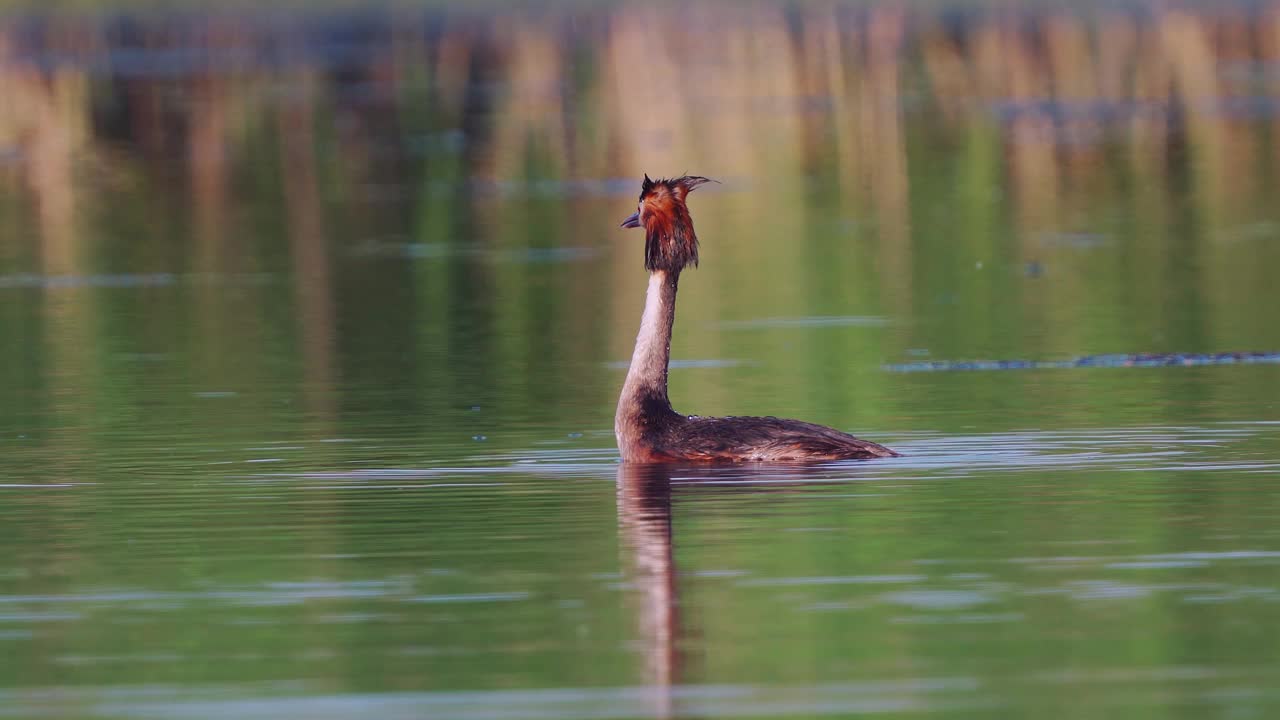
<box><xmin>616</xmin><ymin>463</ymin><xmax>680</xmax><ymax>718</ymax></box>
<box><xmin>616</xmin><ymin>462</ymin><xmax>868</xmax><ymax>718</ymax></box>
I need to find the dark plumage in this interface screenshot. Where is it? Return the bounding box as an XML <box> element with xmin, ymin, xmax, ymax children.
<box><xmin>615</xmin><ymin>173</ymin><xmax>898</xmax><ymax>463</ymax></box>
<box><xmin>640</xmin><ymin>412</ymin><xmax>898</xmax><ymax>463</ymax></box>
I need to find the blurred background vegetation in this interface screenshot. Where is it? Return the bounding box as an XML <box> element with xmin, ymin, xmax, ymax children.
<box><xmin>3</xmin><ymin>2</ymin><xmax>1280</xmax><ymax>452</ymax></box>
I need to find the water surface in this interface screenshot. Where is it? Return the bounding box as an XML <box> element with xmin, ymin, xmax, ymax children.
<box><xmin>3</xmin><ymin>2</ymin><xmax>1280</xmax><ymax>718</ymax></box>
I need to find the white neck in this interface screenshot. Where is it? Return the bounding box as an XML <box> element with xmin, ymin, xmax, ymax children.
<box><xmin>616</xmin><ymin>270</ymin><xmax>679</xmax><ymax>430</ymax></box>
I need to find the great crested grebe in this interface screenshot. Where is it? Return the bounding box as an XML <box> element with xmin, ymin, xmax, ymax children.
<box><xmin>614</xmin><ymin>174</ymin><xmax>898</xmax><ymax>463</ymax></box>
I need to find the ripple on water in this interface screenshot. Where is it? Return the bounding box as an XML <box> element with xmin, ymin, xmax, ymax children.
<box><xmin>883</xmin><ymin>590</ymin><xmax>994</xmax><ymax>610</ymax></box>
<box><xmin>209</xmin><ymin>420</ymin><xmax>1275</xmax><ymax>492</ymax></box>
<box><xmin>860</xmin><ymin>423</ymin><xmax>1280</xmax><ymax>479</ymax></box>
<box><xmin>603</xmin><ymin>358</ymin><xmax>756</xmax><ymax>370</ymax></box>
<box><xmin>1106</xmin><ymin>561</ymin><xmax>1210</xmax><ymax>570</ymax></box>
<box><xmin>353</xmin><ymin>239</ymin><xmax>600</xmax><ymax>264</ymax></box>
<box><xmin>0</xmin><ymin>273</ymin><xmax>275</xmax><ymax>289</ymax></box>
<box><xmin>0</xmin><ymin>580</ymin><xmax>538</xmax><ymax>611</ymax></box>
<box><xmin>891</xmin><ymin>613</ymin><xmax>1025</xmax><ymax>625</ymax></box>
<box><xmin>737</xmin><ymin>575</ymin><xmax>928</xmax><ymax>587</ymax></box>
<box><xmin>717</xmin><ymin>316</ymin><xmax>891</xmax><ymax>329</ymax></box>
<box><xmin>0</xmin><ymin>679</ymin><xmax>992</xmax><ymax>720</ymax></box>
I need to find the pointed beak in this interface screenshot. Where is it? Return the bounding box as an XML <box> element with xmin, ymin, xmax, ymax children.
<box><xmin>620</xmin><ymin>211</ymin><xmax>641</xmax><ymax>229</ymax></box>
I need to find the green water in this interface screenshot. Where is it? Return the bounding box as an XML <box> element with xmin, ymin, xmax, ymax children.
<box><xmin>3</xmin><ymin>4</ymin><xmax>1280</xmax><ymax>718</ymax></box>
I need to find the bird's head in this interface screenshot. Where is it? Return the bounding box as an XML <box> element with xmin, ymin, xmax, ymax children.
<box><xmin>620</xmin><ymin>174</ymin><xmax>715</xmax><ymax>273</ymax></box>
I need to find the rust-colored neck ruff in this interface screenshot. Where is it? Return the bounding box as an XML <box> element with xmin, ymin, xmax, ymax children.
<box><xmin>615</xmin><ymin>270</ymin><xmax>682</xmax><ymax>462</ymax></box>
<box><xmin>636</xmin><ymin>175</ymin><xmax>710</xmax><ymax>274</ymax></box>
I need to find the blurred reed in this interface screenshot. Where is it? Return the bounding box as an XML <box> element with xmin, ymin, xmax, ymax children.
<box><xmin>2</xmin><ymin>3</ymin><xmax>1279</xmax><ymax>433</ymax></box>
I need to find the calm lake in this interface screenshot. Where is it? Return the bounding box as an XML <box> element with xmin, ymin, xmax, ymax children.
<box><xmin>3</xmin><ymin>3</ymin><xmax>1280</xmax><ymax>718</ymax></box>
